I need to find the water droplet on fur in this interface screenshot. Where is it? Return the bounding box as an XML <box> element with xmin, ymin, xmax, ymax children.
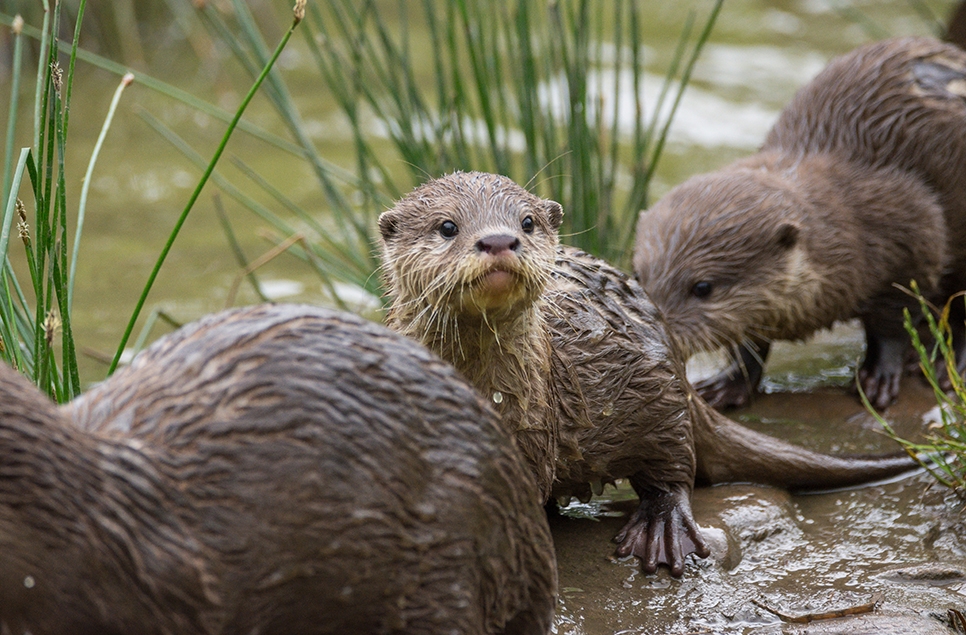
<box><xmin>23</xmin><ymin>576</ymin><xmax>34</xmax><ymax>589</ymax></box>
<box><xmin>492</xmin><ymin>391</ymin><xmax>504</xmax><ymax>404</ymax></box>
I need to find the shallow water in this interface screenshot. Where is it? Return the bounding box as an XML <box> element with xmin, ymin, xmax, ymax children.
<box><xmin>553</xmin><ymin>323</ymin><xmax>966</xmax><ymax>634</ymax></box>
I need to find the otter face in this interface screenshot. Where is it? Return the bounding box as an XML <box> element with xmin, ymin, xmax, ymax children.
<box><xmin>634</xmin><ymin>169</ymin><xmax>803</xmax><ymax>357</ymax></box>
<box><xmin>378</xmin><ymin>172</ymin><xmax>563</xmax><ymax>323</ymax></box>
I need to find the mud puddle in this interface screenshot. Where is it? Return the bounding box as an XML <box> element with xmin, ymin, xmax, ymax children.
<box><xmin>552</xmin><ymin>322</ymin><xmax>966</xmax><ymax>634</ymax></box>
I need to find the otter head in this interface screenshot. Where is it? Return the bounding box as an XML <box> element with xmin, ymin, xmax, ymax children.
<box><xmin>378</xmin><ymin>171</ymin><xmax>564</xmax><ymax>329</ymax></box>
<box><xmin>634</xmin><ymin>166</ymin><xmax>809</xmax><ymax>357</ymax></box>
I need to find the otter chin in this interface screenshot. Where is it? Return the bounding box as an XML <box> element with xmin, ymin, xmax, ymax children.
<box><xmin>480</xmin><ymin>268</ymin><xmax>515</xmax><ymax>295</ymax></box>
<box><xmin>635</xmin><ymin>36</ymin><xmax>966</xmax><ymax>411</ymax></box>
<box><xmin>463</xmin><ymin>267</ymin><xmax>524</xmax><ymax>313</ymax></box>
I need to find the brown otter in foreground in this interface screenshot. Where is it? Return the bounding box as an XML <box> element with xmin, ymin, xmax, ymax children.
<box><xmin>377</xmin><ymin>171</ymin><xmax>917</xmax><ymax>578</ymax></box>
<box><xmin>634</xmin><ymin>36</ymin><xmax>966</xmax><ymax>410</ymax></box>
<box><xmin>1</xmin><ymin>304</ymin><xmax>556</xmax><ymax>635</ymax></box>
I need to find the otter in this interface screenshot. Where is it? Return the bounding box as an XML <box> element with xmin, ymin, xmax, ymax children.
<box><xmin>1</xmin><ymin>304</ymin><xmax>556</xmax><ymax>635</ymax></box>
<box><xmin>377</xmin><ymin>171</ymin><xmax>917</xmax><ymax>578</ymax></box>
<box><xmin>633</xmin><ymin>37</ymin><xmax>966</xmax><ymax>410</ymax></box>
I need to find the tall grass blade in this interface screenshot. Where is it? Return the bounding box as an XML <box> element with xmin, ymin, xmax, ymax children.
<box><xmin>0</xmin><ymin>149</ymin><xmax>31</xmax><ymax>269</ymax></box>
<box><xmin>108</xmin><ymin>2</ymin><xmax>307</xmax><ymax>375</ymax></box>
<box><xmin>69</xmin><ymin>73</ymin><xmax>134</xmax><ymax>314</ymax></box>
<box><xmin>3</xmin><ymin>16</ymin><xmax>25</xmax><ymax>198</ymax></box>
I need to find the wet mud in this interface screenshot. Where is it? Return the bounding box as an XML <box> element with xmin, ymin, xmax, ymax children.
<box><xmin>552</xmin><ymin>322</ymin><xmax>966</xmax><ymax>634</ymax></box>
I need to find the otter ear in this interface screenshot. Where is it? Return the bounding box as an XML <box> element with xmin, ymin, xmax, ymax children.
<box><xmin>544</xmin><ymin>200</ymin><xmax>564</xmax><ymax>229</ymax></box>
<box><xmin>776</xmin><ymin>222</ymin><xmax>799</xmax><ymax>249</ymax></box>
<box><xmin>378</xmin><ymin>210</ymin><xmax>398</xmax><ymax>242</ymax></box>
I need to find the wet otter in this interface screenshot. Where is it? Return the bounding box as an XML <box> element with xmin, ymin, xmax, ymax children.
<box><xmin>633</xmin><ymin>37</ymin><xmax>966</xmax><ymax>410</ymax></box>
<box><xmin>1</xmin><ymin>304</ymin><xmax>556</xmax><ymax>635</ymax></box>
<box><xmin>377</xmin><ymin>171</ymin><xmax>917</xmax><ymax>578</ymax></box>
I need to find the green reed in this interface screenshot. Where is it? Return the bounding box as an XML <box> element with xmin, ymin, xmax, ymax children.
<box><xmin>300</xmin><ymin>0</ymin><xmax>722</xmax><ymax>266</ymax></box>
<box><xmin>132</xmin><ymin>0</ymin><xmax>721</xmax><ymax>310</ymax></box>
<box><xmin>0</xmin><ymin>1</ymin><xmax>87</xmax><ymax>401</ymax></box>
<box><xmin>106</xmin><ymin>0</ymin><xmax>308</xmax><ymax>374</ymax></box>
<box><xmin>0</xmin><ymin>1</ymin><xmax>306</xmax><ymax>394</ymax></box>
<box><xmin>864</xmin><ymin>282</ymin><xmax>966</xmax><ymax>498</ymax></box>
<box><xmin>0</xmin><ymin>0</ymin><xmax>719</xmax><ymax>393</ymax></box>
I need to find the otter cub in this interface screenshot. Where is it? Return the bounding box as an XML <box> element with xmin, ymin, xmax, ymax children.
<box><xmin>1</xmin><ymin>304</ymin><xmax>556</xmax><ymax>635</ymax></box>
<box><xmin>378</xmin><ymin>171</ymin><xmax>916</xmax><ymax>578</ymax></box>
<box><xmin>634</xmin><ymin>37</ymin><xmax>966</xmax><ymax>410</ymax></box>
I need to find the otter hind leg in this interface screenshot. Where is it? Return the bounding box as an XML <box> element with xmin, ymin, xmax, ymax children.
<box><xmin>694</xmin><ymin>340</ymin><xmax>770</xmax><ymax>410</ymax></box>
<box><xmin>612</xmin><ymin>480</ymin><xmax>710</xmax><ymax>578</ymax></box>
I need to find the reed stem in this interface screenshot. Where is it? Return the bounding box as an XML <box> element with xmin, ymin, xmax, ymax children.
<box><xmin>108</xmin><ymin>3</ymin><xmax>306</xmax><ymax>375</ymax></box>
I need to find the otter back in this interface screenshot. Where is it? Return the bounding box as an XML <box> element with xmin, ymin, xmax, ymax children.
<box><xmin>0</xmin><ymin>304</ymin><xmax>556</xmax><ymax>635</ymax></box>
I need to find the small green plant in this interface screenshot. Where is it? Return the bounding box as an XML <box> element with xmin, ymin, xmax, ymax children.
<box><xmin>866</xmin><ymin>281</ymin><xmax>966</xmax><ymax>498</ymax></box>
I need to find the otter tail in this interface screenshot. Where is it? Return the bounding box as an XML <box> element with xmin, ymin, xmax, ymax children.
<box><xmin>691</xmin><ymin>396</ymin><xmax>918</xmax><ymax>490</ymax></box>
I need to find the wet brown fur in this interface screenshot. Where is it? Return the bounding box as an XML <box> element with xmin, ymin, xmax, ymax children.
<box><xmin>381</xmin><ymin>173</ymin><xmax>562</xmax><ymax>501</ymax></box>
<box><xmin>0</xmin><ymin>304</ymin><xmax>556</xmax><ymax>635</ymax></box>
<box><xmin>634</xmin><ymin>37</ymin><xmax>966</xmax><ymax>410</ymax></box>
<box><xmin>378</xmin><ymin>171</ymin><xmax>917</xmax><ymax>578</ymax></box>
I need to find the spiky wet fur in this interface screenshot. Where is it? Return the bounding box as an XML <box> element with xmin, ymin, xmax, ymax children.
<box><xmin>379</xmin><ymin>171</ymin><xmax>562</xmax><ymax>499</ymax></box>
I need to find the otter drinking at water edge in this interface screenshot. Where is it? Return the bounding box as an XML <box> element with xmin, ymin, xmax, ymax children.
<box><xmin>634</xmin><ymin>36</ymin><xmax>966</xmax><ymax>411</ymax></box>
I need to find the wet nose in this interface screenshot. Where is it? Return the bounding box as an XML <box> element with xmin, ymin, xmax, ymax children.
<box><xmin>476</xmin><ymin>234</ymin><xmax>520</xmax><ymax>255</ymax></box>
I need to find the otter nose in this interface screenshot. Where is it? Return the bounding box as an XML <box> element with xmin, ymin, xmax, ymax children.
<box><xmin>476</xmin><ymin>234</ymin><xmax>520</xmax><ymax>255</ymax></box>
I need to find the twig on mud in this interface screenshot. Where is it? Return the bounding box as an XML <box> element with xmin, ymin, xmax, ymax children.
<box><xmin>751</xmin><ymin>593</ymin><xmax>883</xmax><ymax>624</ymax></box>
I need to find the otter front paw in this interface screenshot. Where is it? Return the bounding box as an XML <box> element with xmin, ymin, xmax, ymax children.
<box><xmin>613</xmin><ymin>485</ymin><xmax>710</xmax><ymax>578</ymax></box>
<box><xmin>694</xmin><ymin>372</ymin><xmax>754</xmax><ymax>409</ymax></box>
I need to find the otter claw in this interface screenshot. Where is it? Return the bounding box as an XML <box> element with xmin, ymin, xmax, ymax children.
<box><xmin>613</xmin><ymin>486</ymin><xmax>710</xmax><ymax>578</ymax></box>
<box><xmin>858</xmin><ymin>366</ymin><xmax>900</xmax><ymax>410</ymax></box>
<box><xmin>858</xmin><ymin>337</ymin><xmax>906</xmax><ymax>410</ymax></box>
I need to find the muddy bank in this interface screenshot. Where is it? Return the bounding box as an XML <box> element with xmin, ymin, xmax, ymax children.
<box><xmin>552</xmin><ymin>322</ymin><xmax>966</xmax><ymax>634</ymax></box>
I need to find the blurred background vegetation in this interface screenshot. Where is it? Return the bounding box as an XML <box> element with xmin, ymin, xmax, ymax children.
<box><xmin>0</xmin><ymin>0</ymin><xmax>960</xmax><ymax>400</ymax></box>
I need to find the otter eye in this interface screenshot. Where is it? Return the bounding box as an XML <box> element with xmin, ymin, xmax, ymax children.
<box><xmin>691</xmin><ymin>281</ymin><xmax>713</xmax><ymax>299</ymax></box>
<box><xmin>439</xmin><ymin>220</ymin><xmax>459</xmax><ymax>239</ymax></box>
<box><xmin>521</xmin><ymin>216</ymin><xmax>534</xmax><ymax>234</ymax></box>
